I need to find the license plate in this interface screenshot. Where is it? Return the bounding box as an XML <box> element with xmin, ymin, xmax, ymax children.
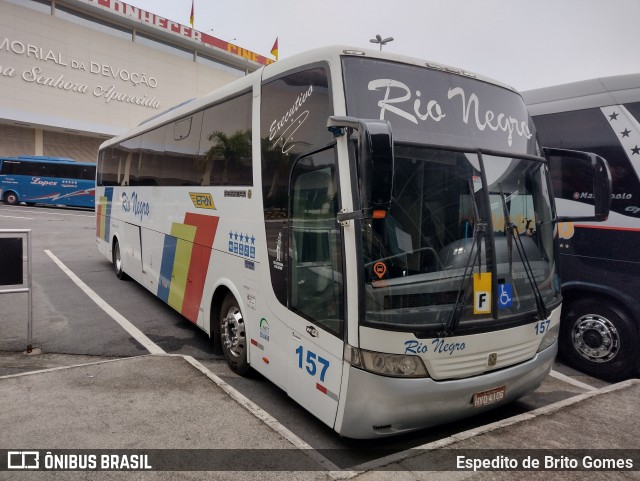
<box><xmin>473</xmin><ymin>386</ymin><xmax>506</xmax><ymax>408</ymax></box>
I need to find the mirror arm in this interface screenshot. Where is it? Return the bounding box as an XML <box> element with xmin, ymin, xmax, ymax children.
<box><xmin>336</xmin><ymin>208</ymin><xmax>371</xmax><ymax>226</ymax></box>
<box><xmin>327</xmin><ymin>116</ymin><xmax>363</xmax><ymax>137</ymax></box>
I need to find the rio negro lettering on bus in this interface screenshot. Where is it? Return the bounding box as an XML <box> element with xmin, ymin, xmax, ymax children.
<box><xmin>121</xmin><ymin>191</ymin><xmax>150</xmax><ymax>221</ymax></box>
<box><xmin>368</xmin><ymin>79</ymin><xmax>532</xmax><ymax>147</ymax></box>
<box><xmin>404</xmin><ymin>338</ymin><xmax>467</xmax><ymax>356</ymax></box>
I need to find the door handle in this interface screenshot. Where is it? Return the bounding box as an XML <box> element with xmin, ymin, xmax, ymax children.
<box><xmin>292</xmin><ymin>332</ymin><xmax>301</xmax><ymax>340</ymax></box>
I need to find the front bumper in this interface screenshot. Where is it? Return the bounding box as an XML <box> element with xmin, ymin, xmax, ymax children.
<box><xmin>336</xmin><ymin>342</ymin><xmax>557</xmax><ymax>439</ymax></box>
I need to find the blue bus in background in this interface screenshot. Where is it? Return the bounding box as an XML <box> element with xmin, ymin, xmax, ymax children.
<box><xmin>0</xmin><ymin>156</ymin><xmax>95</xmax><ymax>209</ymax></box>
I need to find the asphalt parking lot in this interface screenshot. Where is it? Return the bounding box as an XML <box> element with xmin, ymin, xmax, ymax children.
<box><xmin>0</xmin><ymin>203</ymin><xmax>638</xmax><ymax>480</ymax></box>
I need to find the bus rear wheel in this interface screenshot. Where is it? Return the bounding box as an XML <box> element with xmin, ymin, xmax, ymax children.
<box><xmin>4</xmin><ymin>192</ymin><xmax>18</xmax><ymax>205</ymax></box>
<box><xmin>112</xmin><ymin>240</ymin><xmax>128</xmax><ymax>280</ymax></box>
<box><xmin>220</xmin><ymin>293</ymin><xmax>250</xmax><ymax>376</ymax></box>
<box><xmin>560</xmin><ymin>298</ymin><xmax>638</xmax><ymax>381</ymax></box>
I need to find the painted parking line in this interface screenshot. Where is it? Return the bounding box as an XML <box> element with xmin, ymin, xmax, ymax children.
<box><xmin>184</xmin><ymin>355</ymin><xmax>341</xmax><ymax>472</ymax></box>
<box><xmin>0</xmin><ymin>356</ymin><xmax>135</xmax><ymax>380</ymax></box>
<box><xmin>43</xmin><ymin>249</ymin><xmax>339</xmax><ymax>471</ymax></box>
<box><xmin>45</xmin><ymin>249</ymin><xmax>165</xmax><ymax>355</ymax></box>
<box><xmin>549</xmin><ymin>369</ymin><xmax>597</xmax><ymax>391</ymax></box>
<box><xmin>0</xmin><ymin>214</ymin><xmax>34</xmax><ymax>220</ymax></box>
<box><xmin>0</xmin><ymin>206</ymin><xmax>93</xmax><ymax>218</ymax></box>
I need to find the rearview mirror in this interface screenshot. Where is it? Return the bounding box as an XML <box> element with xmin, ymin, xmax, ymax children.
<box><xmin>327</xmin><ymin>116</ymin><xmax>394</xmax><ymax>219</ymax></box>
<box><xmin>544</xmin><ymin>147</ymin><xmax>612</xmax><ymax>222</ymax></box>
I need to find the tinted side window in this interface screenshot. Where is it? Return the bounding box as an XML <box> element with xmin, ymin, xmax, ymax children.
<box><xmin>49</xmin><ymin>164</ymin><xmax>73</xmax><ymax>179</ymax></box>
<box><xmin>0</xmin><ymin>161</ymin><xmax>18</xmax><ymax>174</ymax></box>
<box><xmin>52</xmin><ymin>164</ymin><xmax>95</xmax><ymax>180</ymax></box>
<box><xmin>199</xmin><ymin>92</ymin><xmax>253</xmax><ymax>186</ymax></box>
<box><xmin>136</xmin><ymin>126</ymin><xmax>167</xmax><ymax>186</ymax></box>
<box><xmin>51</xmin><ymin>164</ymin><xmax>68</xmax><ymax>179</ymax></box>
<box><xmin>260</xmin><ymin>65</ymin><xmax>334</xmax><ymax>306</ymax></box>
<box><xmin>98</xmin><ymin>149</ymin><xmax>122</xmax><ymax>186</ymax></box>
<box><xmin>99</xmin><ymin>137</ymin><xmax>140</xmax><ymax>187</ymax></box>
<box><xmin>83</xmin><ymin>165</ymin><xmax>97</xmax><ymax>180</ymax></box>
<box><xmin>163</xmin><ymin>111</ymin><xmax>204</xmax><ymax>186</ymax></box>
<box><xmin>20</xmin><ymin>162</ymin><xmax>46</xmax><ymax>177</ymax></box>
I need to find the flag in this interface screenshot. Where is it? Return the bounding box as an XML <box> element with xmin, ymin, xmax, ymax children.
<box><xmin>189</xmin><ymin>0</ymin><xmax>194</xmax><ymax>27</ymax></box>
<box><xmin>270</xmin><ymin>37</ymin><xmax>278</xmax><ymax>61</ymax></box>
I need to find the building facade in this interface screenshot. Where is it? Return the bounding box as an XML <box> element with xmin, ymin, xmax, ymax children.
<box><xmin>0</xmin><ymin>0</ymin><xmax>271</xmax><ymax>162</ymax></box>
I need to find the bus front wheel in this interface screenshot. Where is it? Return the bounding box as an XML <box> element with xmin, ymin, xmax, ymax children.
<box><xmin>4</xmin><ymin>192</ymin><xmax>18</xmax><ymax>205</ymax></box>
<box><xmin>560</xmin><ymin>298</ymin><xmax>638</xmax><ymax>381</ymax></box>
<box><xmin>220</xmin><ymin>293</ymin><xmax>250</xmax><ymax>376</ymax></box>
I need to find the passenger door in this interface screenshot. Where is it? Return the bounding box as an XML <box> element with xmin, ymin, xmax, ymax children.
<box><xmin>286</xmin><ymin>147</ymin><xmax>345</xmax><ymax>428</ymax></box>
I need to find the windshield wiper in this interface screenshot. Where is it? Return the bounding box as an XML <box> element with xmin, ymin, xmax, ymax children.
<box><xmin>440</xmin><ymin>179</ymin><xmax>485</xmax><ymax>336</ymax></box>
<box><xmin>499</xmin><ymin>185</ymin><xmax>548</xmax><ymax>320</ymax></box>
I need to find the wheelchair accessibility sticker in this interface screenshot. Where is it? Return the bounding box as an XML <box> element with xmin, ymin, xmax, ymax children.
<box><xmin>498</xmin><ymin>283</ymin><xmax>513</xmax><ymax>309</ymax></box>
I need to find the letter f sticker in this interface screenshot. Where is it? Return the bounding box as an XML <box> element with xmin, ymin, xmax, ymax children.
<box><xmin>473</xmin><ymin>272</ymin><xmax>492</xmax><ymax>314</ymax></box>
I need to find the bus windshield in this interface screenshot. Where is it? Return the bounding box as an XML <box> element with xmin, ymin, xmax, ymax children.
<box><xmin>341</xmin><ymin>56</ymin><xmax>558</xmax><ymax>332</ymax></box>
<box><xmin>361</xmin><ymin>145</ymin><xmax>559</xmax><ymax>332</ymax></box>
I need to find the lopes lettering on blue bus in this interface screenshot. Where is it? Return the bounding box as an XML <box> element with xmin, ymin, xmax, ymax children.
<box><xmin>31</xmin><ymin>177</ymin><xmax>57</xmax><ymax>186</ymax></box>
<box><xmin>121</xmin><ymin>191</ymin><xmax>150</xmax><ymax>220</ymax></box>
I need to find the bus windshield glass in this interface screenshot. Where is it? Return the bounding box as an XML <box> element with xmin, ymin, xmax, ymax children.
<box><xmin>361</xmin><ymin>146</ymin><xmax>559</xmax><ymax>331</ymax></box>
<box><xmin>342</xmin><ymin>56</ymin><xmax>557</xmax><ymax>332</ymax></box>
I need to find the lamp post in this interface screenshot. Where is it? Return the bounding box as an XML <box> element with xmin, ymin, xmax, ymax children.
<box><xmin>370</xmin><ymin>34</ymin><xmax>394</xmax><ymax>51</ymax></box>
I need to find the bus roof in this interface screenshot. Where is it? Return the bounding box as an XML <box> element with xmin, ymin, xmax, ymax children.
<box><xmin>100</xmin><ymin>45</ymin><xmax>518</xmax><ymax>151</ymax></box>
<box><xmin>522</xmin><ymin>74</ymin><xmax>640</xmax><ymax>116</ymax></box>
<box><xmin>0</xmin><ymin>155</ymin><xmax>94</xmax><ymax>165</ymax></box>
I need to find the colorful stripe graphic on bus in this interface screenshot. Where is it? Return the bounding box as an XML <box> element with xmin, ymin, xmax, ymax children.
<box><xmin>96</xmin><ymin>187</ymin><xmax>113</xmax><ymax>242</ymax></box>
<box><xmin>157</xmin><ymin>212</ymin><xmax>219</xmax><ymax>323</ymax></box>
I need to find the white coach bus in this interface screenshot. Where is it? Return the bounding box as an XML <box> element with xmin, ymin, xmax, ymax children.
<box><xmin>96</xmin><ymin>47</ymin><xmax>610</xmax><ymax>438</ymax></box>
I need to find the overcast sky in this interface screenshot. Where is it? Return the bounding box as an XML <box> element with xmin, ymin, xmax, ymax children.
<box><xmin>123</xmin><ymin>0</ymin><xmax>639</xmax><ymax>92</ymax></box>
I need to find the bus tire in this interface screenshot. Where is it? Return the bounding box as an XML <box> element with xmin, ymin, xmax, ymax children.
<box><xmin>220</xmin><ymin>293</ymin><xmax>250</xmax><ymax>376</ymax></box>
<box><xmin>4</xmin><ymin>192</ymin><xmax>18</xmax><ymax>205</ymax></box>
<box><xmin>560</xmin><ymin>298</ymin><xmax>638</xmax><ymax>381</ymax></box>
<box><xmin>112</xmin><ymin>239</ymin><xmax>128</xmax><ymax>280</ymax></box>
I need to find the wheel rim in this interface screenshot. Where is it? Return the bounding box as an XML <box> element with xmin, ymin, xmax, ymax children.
<box><xmin>7</xmin><ymin>194</ymin><xmax>17</xmax><ymax>204</ymax></box>
<box><xmin>570</xmin><ymin>313</ymin><xmax>620</xmax><ymax>363</ymax></box>
<box><xmin>114</xmin><ymin>244</ymin><xmax>122</xmax><ymax>273</ymax></box>
<box><xmin>221</xmin><ymin>306</ymin><xmax>245</xmax><ymax>359</ymax></box>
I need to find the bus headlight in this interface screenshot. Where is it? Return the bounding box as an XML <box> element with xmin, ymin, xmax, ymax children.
<box><xmin>344</xmin><ymin>344</ymin><xmax>429</xmax><ymax>378</ymax></box>
<box><xmin>537</xmin><ymin>322</ymin><xmax>560</xmax><ymax>352</ymax></box>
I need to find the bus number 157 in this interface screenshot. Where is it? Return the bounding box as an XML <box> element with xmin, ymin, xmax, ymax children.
<box><xmin>534</xmin><ymin>320</ymin><xmax>551</xmax><ymax>335</ymax></box>
<box><xmin>295</xmin><ymin>345</ymin><xmax>330</xmax><ymax>382</ymax></box>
